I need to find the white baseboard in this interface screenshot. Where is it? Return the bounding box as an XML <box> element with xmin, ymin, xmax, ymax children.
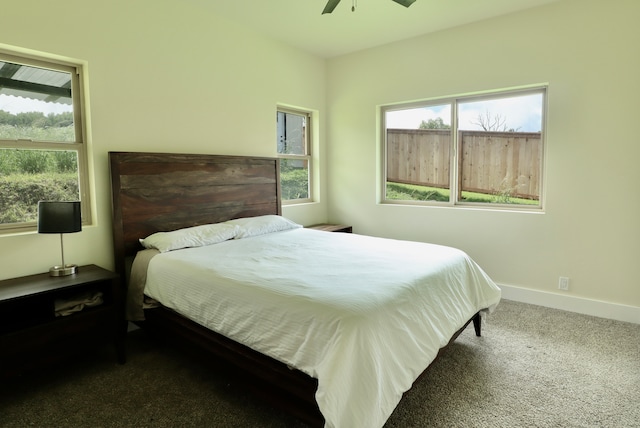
<box><xmin>497</xmin><ymin>283</ymin><xmax>640</xmax><ymax>325</ymax></box>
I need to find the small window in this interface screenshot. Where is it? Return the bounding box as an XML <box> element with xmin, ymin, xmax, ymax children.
<box><xmin>383</xmin><ymin>87</ymin><xmax>545</xmax><ymax>209</ymax></box>
<box><xmin>0</xmin><ymin>50</ymin><xmax>90</xmax><ymax>233</ymax></box>
<box><xmin>276</xmin><ymin>107</ymin><xmax>312</xmax><ymax>202</ymax></box>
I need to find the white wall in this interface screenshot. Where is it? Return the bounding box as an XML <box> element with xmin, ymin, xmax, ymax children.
<box><xmin>0</xmin><ymin>0</ymin><xmax>328</xmax><ymax>279</ymax></box>
<box><xmin>325</xmin><ymin>0</ymin><xmax>640</xmax><ymax>320</ymax></box>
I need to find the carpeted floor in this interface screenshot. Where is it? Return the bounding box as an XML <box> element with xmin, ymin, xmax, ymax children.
<box><xmin>1</xmin><ymin>299</ymin><xmax>638</xmax><ymax>427</ymax></box>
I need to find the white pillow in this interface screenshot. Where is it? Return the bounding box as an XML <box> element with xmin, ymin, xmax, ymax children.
<box><xmin>140</xmin><ymin>223</ymin><xmax>239</xmax><ymax>253</ymax></box>
<box><xmin>226</xmin><ymin>215</ymin><xmax>302</xmax><ymax>239</ymax></box>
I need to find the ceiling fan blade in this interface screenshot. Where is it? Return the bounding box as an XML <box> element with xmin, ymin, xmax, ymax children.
<box><xmin>322</xmin><ymin>0</ymin><xmax>342</xmax><ymax>14</ymax></box>
<box><xmin>392</xmin><ymin>0</ymin><xmax>416</xmax><ymax>7</ymax></box>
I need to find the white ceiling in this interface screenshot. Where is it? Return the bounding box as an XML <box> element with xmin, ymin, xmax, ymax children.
<box><xmin>205</xmin><ymin>0</ymin><xmax>560</xmax><ymax>58</ymax></box>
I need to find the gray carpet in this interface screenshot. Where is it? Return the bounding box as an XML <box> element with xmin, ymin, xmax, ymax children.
<box><xmin>1</xmin><ymin>300</ymin><xmax>638</xmax><ymax>427</ymax></box>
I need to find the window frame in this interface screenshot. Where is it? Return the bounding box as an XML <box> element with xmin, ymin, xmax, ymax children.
<box><xmin>0</xmin><ymin>48</ymin><xmax>91</xmax><ymax>234</ymax></box>
<box><xmin>276</xmin><ymin>106</ymin><xmax>313</xmax><ymax>204</ymax></box>
<box><xmin>381</xmin><ymin>86</ymin><xmax>546</xmax><ymax>211</ymax></box>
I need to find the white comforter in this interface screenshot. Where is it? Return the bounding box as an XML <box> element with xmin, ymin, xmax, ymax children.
<box><xmin>143</xmin><ymin>228</ymin><xmax>501</xmax><ymax>428</ymax></box>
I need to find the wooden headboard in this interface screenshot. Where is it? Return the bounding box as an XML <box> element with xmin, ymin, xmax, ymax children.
<box><xmin>109</xmin><ymin>152</ymin><xmax>282</xmax><ymax>279</ymax></box>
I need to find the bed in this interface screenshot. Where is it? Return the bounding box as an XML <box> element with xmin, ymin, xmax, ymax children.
<box><xmin>109</xmin><ymin>151</ymin><xmax>501</xmax><ymax>428</ymax></box>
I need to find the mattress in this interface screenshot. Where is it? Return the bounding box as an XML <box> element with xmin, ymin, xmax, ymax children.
<box><xmin>140</xmin><ymin>228</ymin><xmax>501</xmax><ymax>428</ymax></box>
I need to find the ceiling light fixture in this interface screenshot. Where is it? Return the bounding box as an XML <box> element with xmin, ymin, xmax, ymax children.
<box><xmin>322</xmin><ymin>0</ymin><xmax>416</xmax><ymax>15</ymax></box>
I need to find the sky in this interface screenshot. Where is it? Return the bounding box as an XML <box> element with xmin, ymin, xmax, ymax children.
<box><xmin>386</xmin><ymin>93</ymin><xmax>543</xmax><ymax>132</ymax></box>
<box><xmin>0</xmin><ymin>94</ymin><xmax>73</xmax><ymax>115</ymax></box>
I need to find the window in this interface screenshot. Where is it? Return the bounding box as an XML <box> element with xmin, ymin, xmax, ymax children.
<box><xmin>276</xmin><ymin>107</ymin><xmax>312</xmax><ymax>202</ymax></box>
<box><xmin>383</xmin><ymin>87</ymin><xmax>545</xmax><ymax>209</ymax></box>
<box><xmin>0</xmin><ymin>49</ymin><xmax>90</xmax><ymax>233</ymax></box>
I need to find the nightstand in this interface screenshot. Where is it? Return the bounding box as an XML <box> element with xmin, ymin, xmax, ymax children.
<box><xmin>308</xmin><ymin>224</ymin><xmax>353</xmax><ymax>233</ymax></box>
<box><xmin>0</xmin><ymin>264</ymin><xmax>125</xmax><ymax>377</ymax></box>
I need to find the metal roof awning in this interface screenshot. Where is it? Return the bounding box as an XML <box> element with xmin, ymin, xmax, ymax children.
<box><xmin>0</xmin><ymin>61</ymin><xmax>72</xmax><ymax>105</ymax></box>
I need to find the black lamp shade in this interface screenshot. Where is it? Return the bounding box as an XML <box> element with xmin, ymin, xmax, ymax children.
<box><xmin>38</xmin><ymin>201</ymin><xmax>82</xmax><ymax>234</ymax></box>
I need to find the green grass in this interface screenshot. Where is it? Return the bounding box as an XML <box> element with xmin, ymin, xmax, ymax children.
<box><xmin>0</xmin><ymin>172</ymin><xmax>79</xmax><ymax>223</ymax></box>
<box><xmin>0</xmin><ymin>123</ymin><xmax>74</xmax><ymax>142</ymax></box>
<box><xmin>386</xmin><ymin>182</ymin><xmax>539</xmax><ymax>205</ymax></box>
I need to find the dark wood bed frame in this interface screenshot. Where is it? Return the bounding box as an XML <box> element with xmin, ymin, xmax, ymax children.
<box><xmin>109</xmin><ymin>151</ymin><xmax>481</xmax><ymax>427</ymax></box>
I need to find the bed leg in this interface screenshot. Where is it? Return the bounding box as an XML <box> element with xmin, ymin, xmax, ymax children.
<box><xmin>472</xmin><ymin>313</ymin><xmax>481</xmax><ymax>337</ymax></box>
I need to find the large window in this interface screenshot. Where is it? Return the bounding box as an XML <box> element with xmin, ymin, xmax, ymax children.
<box><xmin>276</xmin><ymin>107</ymin><xmax>312</xmax><ymax>203</ymax></box>
<box><xmin>383</xmin><ymin>87</ymin><xmax>545</xmax><ymax>209</ymax></box>
<box><xmin>0</xmin><ymin>50</ymin><xmax>90</xmax><ymax>233</ymax></box>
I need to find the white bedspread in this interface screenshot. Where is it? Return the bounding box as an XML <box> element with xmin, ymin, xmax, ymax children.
<box><xmin>143</xmin><ymin>228</ymin><xmax>501</xmax><ymax>428</ymax></box>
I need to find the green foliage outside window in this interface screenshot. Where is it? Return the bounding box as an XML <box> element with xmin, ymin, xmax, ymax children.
<box><xmin>0</xmin><ymin>109</ymin><xmax>80</xmax><ymax>224</ymax></box>
<box><xmin>0</xmin><ymin>147</ymin><xmax>79</xmax><ymax>224</ymax></box>
<box><xmin>0</xmin><ymin>172</ymin><xmax>78</xmax><ymax>223</ymax></box>
<box><xmin>280</xmin><ymin>158</ymin><xmax>309</xmax><ymax>200</ymax></box>
<box><xmin>0</xmin><ymin>112</ymin><xmax>75</xmax><ymax>142</ymax></box>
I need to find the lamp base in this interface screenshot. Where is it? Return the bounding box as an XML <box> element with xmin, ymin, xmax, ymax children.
<box><xmin>49</xmin><ymin>264</ymin><xmax>78</xmax><ymax>277</ymax></box>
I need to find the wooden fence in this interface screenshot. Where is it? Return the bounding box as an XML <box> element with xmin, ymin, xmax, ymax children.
<box><xmin>386</xmin><ymin>129</ymin><xmax>542</xmax><ymax>200</ymax></box>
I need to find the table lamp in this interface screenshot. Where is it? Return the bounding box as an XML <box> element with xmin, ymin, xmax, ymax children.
<box><xmin>37</xmin><ymin>201</ymin><xmax>82</xmax><ymax>276</ymax></box>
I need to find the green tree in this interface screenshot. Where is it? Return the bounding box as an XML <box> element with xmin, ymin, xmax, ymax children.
<box><xmin>419</xmin><ymin>117</ymin><xmax>451</xmax><ymax>129</ymax></box>
<box><xmin>0</xmin><ymin>110</ymin><xmax>14</xmax><ymax>125</ymax></box>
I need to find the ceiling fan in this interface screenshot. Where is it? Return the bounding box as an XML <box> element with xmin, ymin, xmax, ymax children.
<box><xmin>322</xmin><ymin>0</ymin><xmax>416</xmax><ymax>14</ymax></box>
